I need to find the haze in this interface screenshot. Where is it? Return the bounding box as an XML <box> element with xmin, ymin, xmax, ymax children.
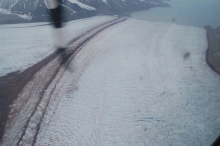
<box><xmin>132</xmin><ymin>0</ymin><xmax>220</xmax><ymax>28</ymax></box>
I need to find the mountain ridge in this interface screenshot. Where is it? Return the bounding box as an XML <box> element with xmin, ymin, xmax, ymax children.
<box><xmin>0</xmin><ymin>0</ymin><xmax>170</xmax><ymax>23</ymax></box>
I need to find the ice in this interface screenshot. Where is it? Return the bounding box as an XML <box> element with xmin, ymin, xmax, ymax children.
<box><xmin>0</xmin><ymin>16</ymin><xmax>115</xmax><ymax>76</ymax></box>
<box><xmin>35</xmin><ymin>19</ymin><xmax>220</xmax><ymax>145</ymax></box>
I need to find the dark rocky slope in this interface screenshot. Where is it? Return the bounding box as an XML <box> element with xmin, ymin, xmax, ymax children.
<box><xmin>205</xmin><ymin>25</ymin><xmax>220</xmax><ymax>75</ymax></box>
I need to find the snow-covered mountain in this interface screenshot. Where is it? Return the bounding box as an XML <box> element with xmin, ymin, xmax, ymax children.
<box><xmin>0</xmin><ymin>0</ymin><xmax>169</xmax><ymax>22</ymax></box>
<box><xmin>0</xmin><ymin>0</ymin><xmax>95</xmax><ymax>21</ymax></box>
<box><xmin>79</xmin><ymin>0</ymin><xmax>170</xmax><ymax>12</ymax></box>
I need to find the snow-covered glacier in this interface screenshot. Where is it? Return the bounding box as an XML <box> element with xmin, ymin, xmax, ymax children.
<box><xmin>34</xmin><ymin>19</ymin><xmax>220</xmax><ymax>146</ymax></box>
<box><xmin>0</xmin><ymin>16</ymin><xmax>115</xmax><ymax>76</ymax></box>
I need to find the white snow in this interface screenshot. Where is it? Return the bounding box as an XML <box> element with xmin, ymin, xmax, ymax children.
<box><xmin>0</xmin><ymin>8</ymin><xmax>32</xmax><ymax>20</ymax></box>
<box><xmin>35</xmin><ymin>19</ymin><xmax>220</xmax><ymax>145</ymax></box>
<box><xmin>0</xmin><ymin>16</ymin><xmax>116</xmax><ymax>77</ymax></box>
<box><xmin>149</xmin><ymin>2</ymin><xmax>157</xmax><ymax>4</ymax></box>
<box><xmin>102</xmin><ymin>0</ymin><xmax>108</xmax><ymax>4</ymax></box>
<box><xmin>16</xmin><ymin>14</ymin><xmax>33</xmax><ymax>20</ymax></box>
<box><xmin>68</xmin><ymin>0</ymin><xmax>96</xmax><ymax>10</ymax></box>
<box><xmin>60</xmin><ymin>4</ymin><xmax>75</xmax><ymax>13</ymax></box>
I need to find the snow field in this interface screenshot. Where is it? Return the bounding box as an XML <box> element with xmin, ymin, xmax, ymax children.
<box><xmin>36</xmin><ymin>19</ymin><xmax>220</xmax><ymax>145</ymax></box>
<box><xmin>0</xmin><ymin>16</ymin><xmax>116</xmax><ymax>76</ymax></box>
<box><xmin>1</xmin><ymin>18</ymin><xmax>124</xmax><ymax>146</ymax></box>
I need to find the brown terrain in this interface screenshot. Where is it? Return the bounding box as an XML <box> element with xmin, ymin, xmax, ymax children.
<box><xmin>205</xmin><ymin>25</ymin><xmax>220</xmax><ymax>76</ymax></box>
<box><xmin>204</xmin><ymin>25</ymin><xmax>220</xmax><ymax>146</ymax></box>
<box><xmin>0</xmin><ymin>51</ymin><xmax>59</xmax><ymax>141</ymax></box>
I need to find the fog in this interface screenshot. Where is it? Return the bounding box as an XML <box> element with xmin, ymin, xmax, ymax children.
<box><xmin>132</xmin><ymin>0</ymin><xmax>220</xmax><ymax>28</ymax></box>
